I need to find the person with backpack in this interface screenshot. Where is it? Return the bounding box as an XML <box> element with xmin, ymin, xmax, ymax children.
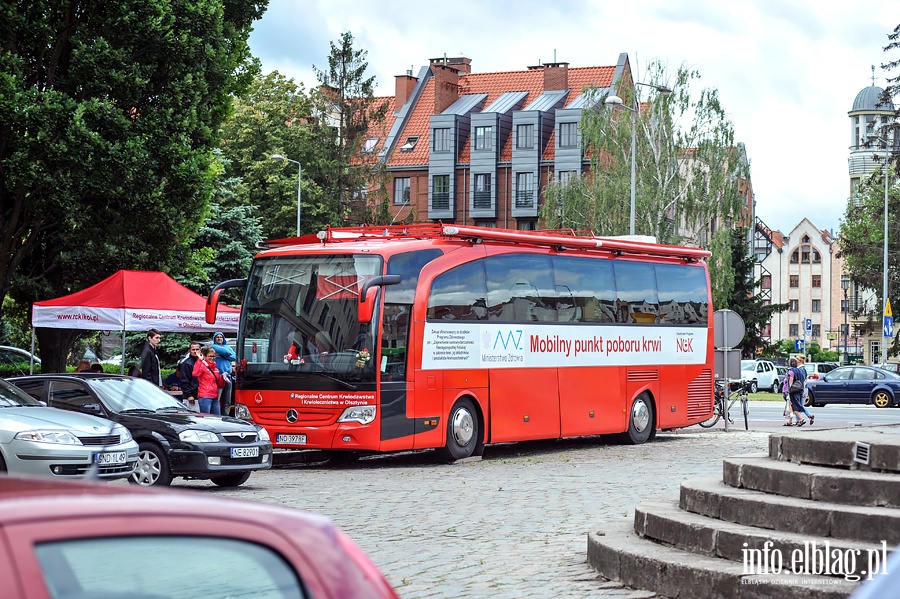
<box><xmin>796</xmin><ymin>356</ymin><xmax>815</xmax><ymax>425</ymax></box>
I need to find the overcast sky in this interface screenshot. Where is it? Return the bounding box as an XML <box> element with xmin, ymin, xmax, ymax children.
<box><xmin>247</xmin><ymin>0</ymin><xmax>897</xmax><ymax>237</ymax></box>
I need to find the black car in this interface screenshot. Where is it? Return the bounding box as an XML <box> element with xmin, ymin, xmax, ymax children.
<box><xmin>805</xmin><ymin>365</ymin><xmax>900</xmax><ymax>408</ymax></box>
<box><xmin>8</xmin><ymin>374</ymin><xmax>273</xmax><ymax>487</ymax></box>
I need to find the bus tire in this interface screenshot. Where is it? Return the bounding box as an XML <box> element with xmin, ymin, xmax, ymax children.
<box><xmin>437</xmin><ymin>398</ymin><xmax>479</xmax><ymax>461</ymax></box>
<box><xmin>619</xmin><ymin>393</ymin><xmax>654</xmax><ymax>445</ymax></box>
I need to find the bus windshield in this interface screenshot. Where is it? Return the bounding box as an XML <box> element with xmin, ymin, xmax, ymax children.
<box><xmin>239</xmin><ymin>254</ymin><xmax>383</xmax><ymax>385</ymax></box>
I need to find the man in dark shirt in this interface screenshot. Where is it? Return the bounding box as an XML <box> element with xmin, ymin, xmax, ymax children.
<box><xmin>178</xmin><ymin>342</ymin><xmax>201</xmax><ymax>410</ymax></box>
<box><xmin>139</xmin><ymin>329</ymin><xmax>162</xmax><ymax>387</ymax></box>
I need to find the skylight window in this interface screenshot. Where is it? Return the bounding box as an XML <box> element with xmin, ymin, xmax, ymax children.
<box><xmin>363</xmin><ymin>137</ymin><xmax>379</xmax><ymax>153</ymax></box>
<box><xmin>399</xmin><ymin>136</ymin><xmax>419</xmax><ymax>152</ymax></box>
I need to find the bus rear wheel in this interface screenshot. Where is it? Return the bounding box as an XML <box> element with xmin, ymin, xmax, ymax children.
<box><xmin>619</xmin><ymin>393</ymin><xmax>654</xmax><ymax>445</ymax></box>
<box><xmin>437</xmin><ymin>398</ymin><xmax>479</xmax><ymax>461</ymax></box>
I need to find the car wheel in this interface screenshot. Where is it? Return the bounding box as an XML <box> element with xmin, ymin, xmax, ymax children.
<box><xmin>129</xmin><ymin>442</ymin><xmax>173</xmax><ymax>486</ymax></box>
<box><xmin>618</xmin><ymin>393</ymin><xmax>654</xmax><ymax>445</ymax></box>
<box><xmin>771</xmin><ymin>379</ymin><xmax>780</xmax><ymax>394</ymax></box>
<box><xmin>436</xmin><ymin>397</ymin><xmax>479</xmax><ymax>461</ymax></box>
<box><xmin>749</xmin><ymin>380</ymin><xmax>758</xmax><ymax>394</ymax></box>
<box><xmin>0</xmin><ymin>452</ymin><xmax>6</xmax><ymax>473</ymax></box>
<box><xmin>211</xmin><ymin>471</ymin><xmax>251</xmax><ymax>487</ymax></box>
<box><xmin>873</xmin><ymin>390</ymin><xmax>892</xmax><ymax>408</ymax></box>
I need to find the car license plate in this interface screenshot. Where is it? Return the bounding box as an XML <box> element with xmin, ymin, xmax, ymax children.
<box><xmin>94</xmin><ymin>451</ymin><xmax>127</xmax><ymax>465</ymax></box>
<box><xmin>276</xmin><ymin>434</ymin><xmax>307</xmax><ymax>445</ymax></box>
<box><xmin>230</xmin><ymin>447</ymin><xmax>259</xmax><ymax>458</ymax></box>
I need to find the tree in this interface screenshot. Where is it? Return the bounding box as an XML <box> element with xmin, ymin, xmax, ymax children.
<box><xmin>542</xmin><ymin>61</ymin><xmax>749</xmax><ymax>246</ymax></box>
<box><xmin>718</xmin><ymin>228</ymin><xmax>789</xmax><ymax>357</ymax></box>
<box><xmin>881</xmin><ymin>24</ymin><xmax>900</xmax><ymax>113</ymax></box>
<box><xmin>313</xmin><ymin>32</ymin><xmax>389</xmax><ymax>224</ymax></box>
<box><xmin>0</xmin><ymin>0</ymin><xmax>266</xmax><ymax>371</ymax></box>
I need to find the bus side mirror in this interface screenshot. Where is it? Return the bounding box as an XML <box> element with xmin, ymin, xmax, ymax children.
<box><xmin>357</xmin><ymin>275</ymin><xmax>401</xmax><ymax>324</ymax></box>
<box><xmin>206</xmin><ymin>279</ymin><xmax>248</xmax><ymax>324</ymax></box>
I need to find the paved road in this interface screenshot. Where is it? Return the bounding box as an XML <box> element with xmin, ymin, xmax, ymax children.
<box><xmin>174</xmin><ymin>428</ymin><xmax>772</xmax><ymax>598</ymax></box>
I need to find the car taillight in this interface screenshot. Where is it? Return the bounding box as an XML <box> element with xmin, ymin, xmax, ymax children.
<box><xmin>809</xmin><ymin>373</ymin><xmax>819</xmax><ymax>379</ymax></box>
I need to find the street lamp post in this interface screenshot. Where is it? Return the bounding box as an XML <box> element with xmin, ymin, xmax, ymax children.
<box><xmin>604</xmin><ymin>82</ymin><xmax>672</xmax><ymax>236</ymax></box>
<box><xmin>841</xmin><ymin>273</ymin><xmax>850</xmax><ymax>366</ymax></box>
<box><xmin>271</xmin><ymin>154</ymin><xmax>302</xmax><ymax>236</ymax></box>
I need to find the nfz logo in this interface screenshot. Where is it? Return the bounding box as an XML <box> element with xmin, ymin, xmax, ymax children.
<box><xmin>493</xmin><ymin>329</ymin><xmax>524</xmax><ymax>350</ymax></box>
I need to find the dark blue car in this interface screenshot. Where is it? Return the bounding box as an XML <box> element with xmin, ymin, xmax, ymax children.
<box><xmin>806</xmin><ymin>365</ymin><xmax>900</xmax><ymax>408</ymax></box>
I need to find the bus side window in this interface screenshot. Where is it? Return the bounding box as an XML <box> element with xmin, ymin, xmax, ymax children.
<box><xmin>484</xmin><ymin>254</ymin><xmax>555</xmax><ymax>322</ymax></box>
<box><xmin>552</xmin><ymin>256</ymin><xmax>616</xmax><ymax>323</ymax></box>
<box><xmin>614</xmin><ymin>261</ymin><xmax>660</xmax><ymax>324</ymax></box>
<box><xmin>426</xmin><ymin>261</ymin><xmax>488</xmax><ymax>321</ymax></box>
<box><xmin>655</xmin><ymin>263</ymin><xmax>709</xmax><ymax>325</ymax></box>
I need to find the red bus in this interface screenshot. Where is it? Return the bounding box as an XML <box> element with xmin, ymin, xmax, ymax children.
<box><xmin>206</xmin><ymin>224</ymin><xmax>714</xmax><ymax>460</ymax></box>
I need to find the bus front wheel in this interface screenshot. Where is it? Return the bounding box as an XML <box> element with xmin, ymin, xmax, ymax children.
<box><xmin>619</xmin><ymin>393</ymin><xmax>654</xmax><ymax>445</ymax></box>
<box><xmin>437</xmin><ymin>398</ymin><xmax>479</xmax><ymax>461</ymax></box>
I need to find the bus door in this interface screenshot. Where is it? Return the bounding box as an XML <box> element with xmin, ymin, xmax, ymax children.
<box><xmin>488</xmin><ymin>368</ymin><xmax>560</xmax><ymax>443</ymax></box>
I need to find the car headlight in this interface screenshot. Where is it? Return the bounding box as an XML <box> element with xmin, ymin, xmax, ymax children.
<box><xmin>179</xmin><ymin>430</ymin><xmax>219</xmax><ymax>443</ymax></box>
<box><xmin>114</xmin><ymin>425</ymin><xmax>133</xmax><ymax>443</ymax></box>
<box><xmin>256</xmin><ymin>426</ymin><xmax>270</xmax><ymax>442</ymax></box>
<box><xmin>15</xmin><ymin>430</ymin><xmax>83</xmax><ymax>445</ymax></box>
<box><xmin>337</xmin><ymin>405</ymin><xmax>376</xmax><ymax>425</ymax></box>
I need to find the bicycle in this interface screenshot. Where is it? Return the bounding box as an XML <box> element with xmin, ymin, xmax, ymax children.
<box><xmin>699</xmin><ymin>379</ymin><xmax>749</xmax><ymax>430</ymax></box>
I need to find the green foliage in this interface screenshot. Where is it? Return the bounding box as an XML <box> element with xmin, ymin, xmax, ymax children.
<box><xmin>805</xmin><ymin>342</ymin><xmax>839</xmax><ymax>363</ymax></box>
<box><xmin>764</xmin><ymin>339</ymin><xmax>795</xmax><ymax>360</ymax></box>
<box><xmin>542</xmin><ymin>61</ymin><xmax>749</xmax><ymax>246</ymax></box>
<box><xmin>313</xmin><ymin>32</ymin><xmax>389</xmax><ymax>225</ymax></box>
<box><xmin>718</xmin><ymin>228</ymin><xmax>790</xmax><ymax>357</ymax></box>
<box><xmin>881</xmin><ymin>24</ymin><xmax>900</xmax><ymax>108</ymax></box>
<box><xmin>0</xmin><ymin>0</ymin><xmax>266</xmax><ymax>370</ymax></box>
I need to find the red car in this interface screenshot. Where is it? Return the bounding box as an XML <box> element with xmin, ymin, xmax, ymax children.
<box><xmin>0</xmin><ymin>475</ymin><xmax>399</xmax><ymax>599</ymax></box>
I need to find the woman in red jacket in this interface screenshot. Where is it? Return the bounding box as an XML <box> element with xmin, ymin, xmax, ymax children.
<box><xmin>193</xmin><ymin>347</ymin><xmax>224</xmax><ymax>415</ymax></box>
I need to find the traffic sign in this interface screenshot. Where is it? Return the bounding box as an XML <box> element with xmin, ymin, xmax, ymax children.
<box><xmin>885</xmin><ymin>316</ymin><xmax>894</xmax><ymax>338</ymax></box>
<box><xmin>804</xmin><ymin>318</ymin><xmax>812</xmax><ymax>334</ymax></box>
<box><xmin>795</xmin><ymin>339</ymin><xmax>805</xmax><ymax>351</ymax></box>
<box><xmin>886</xmin><ymin>299</ymin><xmax>893</xmax><ymax>318</ymax></box>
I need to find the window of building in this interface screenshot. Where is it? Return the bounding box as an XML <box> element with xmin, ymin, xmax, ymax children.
<box><xmin>516</xmin><ymin>124</ymin><xmax>534</xmax><ymax>149</ymax></box>
<box><xmin>761</xmin><ymin>275</ymin><xmax>771</xmax><ymax>289</ymax></box>
<box><xmin>790</xmin><ymin>299</ymin><xmax>799</xmax><ymax>312</ymax></box>
<box><xmin>789</xmin><ymin>324</ymin><xmax>799</xmax><ymax>337</ymax></box>
<box><xmin>474</xmin><ymin>220</ymin><xmax>496</xmax><ymax>228</ymax></box>
<box><xmin>812</xmin><ymin>324</ymin><xmax>821</xmax><ymax>338</ymax></box>
<box><xmin>813</xmin><ymin>249</ymin><xmax>821</xmax><ymax>263</ymax></box>
<box><xmin>812</xmin><ymin>299</ymin><xmax>821</xmax><ymax>313</ymax></box>
<box><xmin>871</xmin><ymin>340</ymin><xmax>881</xmax><ymax>360</ymax></box>
<box><xmin>761</xmin><ymin>323</ymin><xmax>771</xmax><ymax>337</ymax></box>
<box><xmin>362</xmin><ymin>137</ymin><xmax>379</xmax><ymax>153</ymax></box>
<box><xmin>473</xmin><ymin>174</ymin><xmax>492</xmax><ymax>209</ymax></box>
<box><xmin>802</xmin><ymin>248</ymin><xmax>810</xmax><ymax>263</ymax></box>
<box><xmin>558</xmin><ymin>170</ymin><xmax>578</xmax><ymax>184</ymax></box>
<box><xmin>432</xmin><ymin>175</ymin><xmax>450</xmax><ymax>210</ymax></box>
<box><xmin>399</xmin><ymin>136</ymin><xmax>419</xmax><ymax>152</ymax></box>
<box><xmin>517</xmin><ymin>220</ymin><xmax>537</xmax><ymax>231</ymax></box>
<box><xmin>790</xmin><ymin>275</ymin><xmax>799</xmax><ymax>287</ymax></box>
<box><xmin>432</xmin><ymin>128</ymin><xmax>451</xmax><ymax>152</ymax></box>
<box><xmin>475</xmin><ymin>126</ymin><xmax>492</xmax><ymax>150</ymax></box>
<box><xmin>516</xmin><ymin>172</ymin><xmax>534</xmax><ymax>208</ymax></box>
<box><xmin>559</xmin><ymin>122</ymin><xmax>578</xmax><ymax>147</ymax></box>
<box><xmin>812</xmin><ymin>275</ymin><xmax>821</xmax><ymax>287</ymax></box>
<box><xmin>393</xmin><ymin>177</ymin><xmax>410</xmax><ymax>205</ymax></box>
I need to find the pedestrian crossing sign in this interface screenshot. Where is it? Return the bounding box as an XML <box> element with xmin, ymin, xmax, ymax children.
<box><xmin>887</xmin><ymin>299</ymin><xmax>893</xmax><ymax>318</ymax></box>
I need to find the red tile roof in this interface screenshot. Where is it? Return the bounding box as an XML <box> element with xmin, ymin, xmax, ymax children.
<box><xmin>385</xmin><ymin>65</ymin><xmax>617</xmax><ymax>167</ymax></box>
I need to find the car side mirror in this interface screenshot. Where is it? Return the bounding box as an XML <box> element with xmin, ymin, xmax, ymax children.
<box><xmin>80</xmin><ymin>403</ymin><xmax>104</xmax><ymax>416</ymax></box>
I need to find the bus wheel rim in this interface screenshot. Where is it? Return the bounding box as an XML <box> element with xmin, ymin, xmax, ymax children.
<box><xmin>632</xmin><ymin>399</ymin><xmax>650</xmax><ymax>433</ymax></box>
<box><xmin>451</xmin><ymin>408</ymin><xmax>474</xmax><ymax>446</ymax></box>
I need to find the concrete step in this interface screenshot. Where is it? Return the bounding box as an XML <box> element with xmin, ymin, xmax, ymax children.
<box><xmin>723</xmin><ymin>455</ymin><xmax>900</xmax><ymax>508</ymax></box>
<box><xmin>588</xmin><ymin>519</ymin><xmax>858</xmax><ymax>599</ymax></box>
<box><xmin>680</xmin><ymin>476</ymin><xmax>900</xmax><ymax>545</ymax></box>
<box><xmin>634</xmin><ymin>499</ymin><xmax>889</xmax><ymax>578</ymax></box>
<box><xmin>769</xmin><ymin>427</ymin><xmax>900</xmax><ymax>473</ymax></box>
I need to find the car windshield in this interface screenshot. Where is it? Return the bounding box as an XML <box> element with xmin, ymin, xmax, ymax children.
<box><xmin>740</xmin><ymin>361</ymin><xmax>755</xmax><ymax>371</ymax></box>
<box><xmin>84</xmin><ymin>377</ymin><xmax>186</xmax><ymax>412</ymax></box>
<box><xmin>0</xmin><ymin>378</ymin><xmax>42</xmax><ymax>407</ymax></box>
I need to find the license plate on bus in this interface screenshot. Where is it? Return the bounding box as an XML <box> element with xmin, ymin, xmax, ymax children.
<box><xmin>276</xmin><ymin>434</ymin><xmax>307</xmax><ymax>445</ymax></box>
<box><xmin>93</xmin><ymin>451</ymin><xmax>127</xmax><ymax>465</ymax></box>
<box><xmin>230</xmin><ymin>447</ymin><xmax>259</xmax><ymax>458</ymax></box>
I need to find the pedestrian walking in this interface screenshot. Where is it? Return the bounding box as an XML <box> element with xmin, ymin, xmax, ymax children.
<box><xmin>784</xmin><ymin>358</ymin><xmax>806</xmax><ymax>426</ymax></box>
<box><xmin>796</xmin><ymin>356</ymin><xmax>815</xmax><ymax>425</ymax></box>
<box><xmin>193</xmin><ymin>347</ymin><xmax>224</xmax><ymax>415</ymax></box>
<box><xmin>139</xmin><ymin>329</ymin><xmax>163</xmax><ymax>387</ymax></box>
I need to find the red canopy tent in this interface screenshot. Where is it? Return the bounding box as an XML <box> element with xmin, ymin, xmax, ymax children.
<box><xmin>31</xmin><ymin>270</ymin><xmax>240</xmax><ymax>372</ymax></box>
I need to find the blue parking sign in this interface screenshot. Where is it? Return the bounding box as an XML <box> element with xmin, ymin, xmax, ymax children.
<box><xmin>885</xmin><ymin>316</ymin><xmax>894</xmax><ymax>338</ymax></box>
<box><xmin>804</xmin><ymin>318</ymin><xmax>812</xmax><ymax>334</ymax></box>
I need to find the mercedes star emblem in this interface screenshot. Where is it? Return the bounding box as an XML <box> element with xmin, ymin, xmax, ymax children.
<box><xmin>286</xmin><ymin>409</ymin><xmax>298</xmax><ymax>423</ymax></box>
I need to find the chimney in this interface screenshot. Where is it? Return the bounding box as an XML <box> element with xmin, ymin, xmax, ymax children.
<box><xmin>543</xmin><ymin>62</ymin><xmax>569</xmax><ymax>91</ymax></box>
<box><xmin>395</xmin><ymin>71</ymin><xmax>418</xmax><ymax>109</ymax></box>
<box><xmin>446</xmin><ymin>56</ymin><xmax>472</xmax><ymax>75</ymax></box>
<box><xmin>429</xmin><ymin>57</ymin><xmax>465</xmax><ymax>114</ymax></box>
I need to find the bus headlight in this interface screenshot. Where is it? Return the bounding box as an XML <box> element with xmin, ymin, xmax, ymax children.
<box><xmin>337</xmin><ymin>405</ymin><xmax>376</xmax><ymax>425</ymax></box>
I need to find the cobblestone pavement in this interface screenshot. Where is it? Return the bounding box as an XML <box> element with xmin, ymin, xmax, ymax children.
<box><xmin>176</xmin><ymin>428</ymin><xmax>771</xmax><ymax>598</ymax></box>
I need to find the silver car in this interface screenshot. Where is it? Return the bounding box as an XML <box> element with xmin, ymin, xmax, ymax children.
<box><xmin>0</xmin><ymin>378</ymin><xmax>138</xmax><ymax>480</ymax></box>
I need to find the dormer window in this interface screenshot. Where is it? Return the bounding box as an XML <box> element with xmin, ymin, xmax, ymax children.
<box><xmin>362</xmin><ymin>137</ymin><xmax>379</xmax><ymax>153</ymax></box>
<box><xmin>399</xmin><ymin>136</ymin><xmax>419</xmax><ymax>152</ymax></box>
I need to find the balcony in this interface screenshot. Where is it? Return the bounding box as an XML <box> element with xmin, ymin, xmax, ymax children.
<box><xmin>515</xmin><ymin>191</ymin><xmax>534</xmax><ymax>209</ymax></box>
<box><xmin>432</xmin><ymin>192</ymin><xmax>450</xmax><ymax>211</ymax></box>
<box><xmin>473</xmin><ymin>191</ymin><xmax>492</xmax><ymax>210</ymax></box>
